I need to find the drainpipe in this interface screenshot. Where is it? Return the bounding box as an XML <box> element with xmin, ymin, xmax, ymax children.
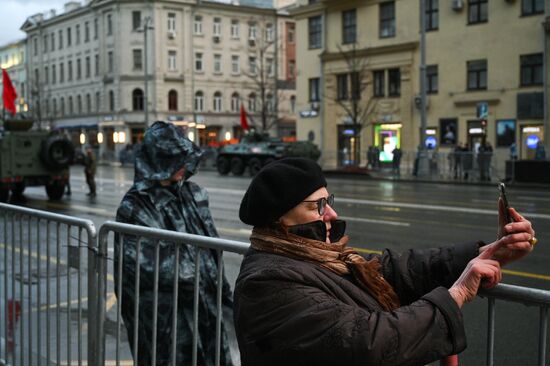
<box><xmin>319</xmin><ymin>8</ymin><xmax>326</xmax><ymax>164</ymax></box>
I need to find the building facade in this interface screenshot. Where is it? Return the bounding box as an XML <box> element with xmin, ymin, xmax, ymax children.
<box><xmin>0</xmin><ymin>39</ymin><xmax>28</xmax><ymax>115</ymax></box>
<box><xmin>292</xmin><ymin>0</ymin><xmax>549</xmax><ymax>169</ymax></box>
<box><xmin>21</xmin><ymin>0</ymin><xmax>296</xmax><ymax>160</ymax></box>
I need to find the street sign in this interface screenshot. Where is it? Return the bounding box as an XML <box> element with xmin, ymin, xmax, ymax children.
<box><xmin>477</xmin><ymin>102</ymin><xmax>488</xmax><ymax>119</ymax></box>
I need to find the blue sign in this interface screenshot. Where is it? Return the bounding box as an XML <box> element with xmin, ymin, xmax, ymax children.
<box><xmin>526</xmin><ymin>135</ymin><xmax>539</xmax><ymax>149</ymax></box>
<box><xmin>477</xmin><ymin>102</ymin><xmax>488</xmax><ymax>119</ymax></box>
<box><xmin>425</xmin><ymin>136</ymin><xmax>437</xmax><ymax>149</ymax></box>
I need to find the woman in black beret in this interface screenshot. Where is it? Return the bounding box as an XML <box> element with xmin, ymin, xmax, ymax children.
<box><xmin>234</xmin><ymin>157</ymin><xmax>536</xmax><ymax>366</ymax></box>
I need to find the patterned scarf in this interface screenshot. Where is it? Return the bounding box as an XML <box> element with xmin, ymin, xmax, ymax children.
<box><xmin>250</xmin><ymin>225</ymin><xmax>400</xmax><ymax>311</ymax></box>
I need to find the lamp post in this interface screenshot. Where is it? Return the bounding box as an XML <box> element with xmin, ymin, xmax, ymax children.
<box><xmin>417</xmin><ymin>0</ymin><xmax>430</xmax><ymax>176</ymax></box>
<box><xmin>138</xmin><ymin>16</ymin><xmax>154</xmax><ymax>126</ymax></box>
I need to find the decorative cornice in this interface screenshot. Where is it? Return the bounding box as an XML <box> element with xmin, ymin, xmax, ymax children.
<box><xmin>320</xmin><ymin>41</ymin><xmax>418</xmax><ymax>62</ymax></box>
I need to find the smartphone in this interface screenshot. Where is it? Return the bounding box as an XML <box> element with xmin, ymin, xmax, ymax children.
<box><xmin>499</xmin><ymin>183</ymin><xmax>513</xmax><ymax>223</ymax></box>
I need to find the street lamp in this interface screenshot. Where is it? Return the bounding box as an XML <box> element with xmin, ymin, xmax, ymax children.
<box><xmin>137</xmin><ymin>16</ymin><xmax>154</xmax><ymax>126</ymax></box>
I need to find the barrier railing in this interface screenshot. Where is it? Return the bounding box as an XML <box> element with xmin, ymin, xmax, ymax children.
<box><xmin>0</xmin><ymin>203</ymin><xmax>98</xmax><ymax>366</ymax></box>
<box><xmin>96</xmin><ymin>221</ymin><xmax>249</xmax><ymax>366</ymax></box>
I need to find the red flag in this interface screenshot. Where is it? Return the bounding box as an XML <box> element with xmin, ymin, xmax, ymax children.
<box><xmin>2</xmin><ymin>69</ymin><xmax>17</xmax><ymax>115</ymax></box>
<box><xmin>240</xmin><ymin>103</ymin><xmax>250</xmax><ymax>130</ymax></box>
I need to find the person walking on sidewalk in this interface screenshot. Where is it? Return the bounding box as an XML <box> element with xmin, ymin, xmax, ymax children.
<box><xmin>234</xmin><ymin>157</ymin><xmax>536</xmax><ymax>366</ymax></box>
<box><xmin>84</xmin><ymin>145</ymin><xmax>96</xmax><ymax>197</ymax></box>
<box><xmin>115</xmin><ymin>121</ymin><xmax>234</xmax><ymax>366</ymax></box>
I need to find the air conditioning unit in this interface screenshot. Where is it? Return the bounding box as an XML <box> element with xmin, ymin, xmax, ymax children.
<box><xmin>248</xmin><ymin>38</ymin><xmax>256</xmax><ymax>47</ymax></box>
<box><xmin>168</xmin><ymin>31</ymin><xmax>176</xmax><ymax>39</ymax></box>
<box><xmin>213</xmin><ymin>35</ymin><xmax>220</xmax><ymax>43</ymax></box>
<box><xmin>452</xmin><ymin>0</ymin><xmax>464</xmax><ymax>11</ymax></box>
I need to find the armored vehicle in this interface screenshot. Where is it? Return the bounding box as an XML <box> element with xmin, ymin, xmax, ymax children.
<box><xmin>0</xmin><ymin>119</ymin><xmax>75</xmax><ymax>202</ymax></box>
<box><xmin>216</xmin><ymin>132</ymin><xmax>320</xmax><ymax>176</ymax></box>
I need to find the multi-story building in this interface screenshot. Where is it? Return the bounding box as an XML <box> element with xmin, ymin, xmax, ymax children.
<box><xmin>0</xmin><ymin>39</ymin><xmax>28</xmax><ymax>114</ymax></box>
<box><xmin>21</xmin><ymin>0</ymin><xmax>296</xmax><ymax>160</ymax></box>
<box><xmin>292</xmin><ymin>0</ymin><xmax>549</xmax><ymax>169</ymax></box>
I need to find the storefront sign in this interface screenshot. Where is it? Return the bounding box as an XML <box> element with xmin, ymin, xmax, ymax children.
<box><xmin>526</xmin><ymin>135</ymin><xmax>539</xmax><ymax>149</ymax></box>
<box><xmin>300</xmin><ymin>110</ymin><xmax>318</xmax><ymax>118</ymax></box>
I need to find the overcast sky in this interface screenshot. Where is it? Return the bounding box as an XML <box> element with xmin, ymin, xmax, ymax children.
<box><xmin>0</xmin><ymin>0</ymin><xmax>67</xmax><ymax>45</ymax></box>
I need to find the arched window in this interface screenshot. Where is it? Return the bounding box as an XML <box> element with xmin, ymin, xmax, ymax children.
<box><xmin>132</xmin><ymin>88</ymin><xmax>144</xmax><ymax>111</ymax></box>
<box><xmin>109</xmin><ymin>90</ymin><xmax>115</xmax><ymax>111</ymax></box>
<box><xmin>194</xmin><ymin>91</ymin><xmax>204</xmax><ymax>112</ymax></box>
<box><xmin>86</xmin><ymin>93</ymin><xmax>91</xmax><ymax>113</ymax></box>
<box><xmin>52</xmin><ymin>98</ymin><xmax>57</xmax><ymax>117</ymax></box>
<box><xmin>77</xmin><ymin>95</ymin><xmax>82</xmax><ymax>114</ymax></box>
<box><xmin>168</xmin><ymin>89</ymin><xmax>178</xmax><ymax>111</ymax></box>
<box><xmin>231</xmin><ymin>92</ymin><xmax>240</xmax><ymax>112</ymax></box>
<box><xmin>68</xmin><ymin>96</ymin><xmax>74</xmax><ymax>115</ymax></box>
<box><xmin>248</xmin><ymin>92</ymin><xmax>256</xmax><ymax>112</ymax></box>
<box><xmin>290</xmin><ymin>95</ymin><xmax>296</xmax><ymax>113</ymax></box>
<box><xmin>60</xmin><ymin>97</ymin><xmax>65</xmax><ymax>116</ymax></box>
<box><xmin>213</xmin><ymin>91</ymin><xmax>222</xmax><ymax>112</ymax></box>
<box><xmin>266</xmin><ymin>93</ymin><xmax>274</xmax><ymax>113</ymax></box>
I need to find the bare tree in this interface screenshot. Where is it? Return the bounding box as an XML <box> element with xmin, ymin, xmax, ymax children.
<box><xmin>326</xmin><ymin>42</ymin><xmax>376</xmax><ymax>166</ymax></box>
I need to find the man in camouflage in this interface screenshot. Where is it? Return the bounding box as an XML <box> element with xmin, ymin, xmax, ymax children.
<box><xmin>115</xmin><ymin>121</ymin><xmax>234</xmax><ymax>366</ymax></box>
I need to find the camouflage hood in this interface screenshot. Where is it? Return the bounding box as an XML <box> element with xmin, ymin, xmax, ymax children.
<box><xmin>134</xmin><ymin>121</ymin><xmax>203</xmax><ymax>190</ymax></box>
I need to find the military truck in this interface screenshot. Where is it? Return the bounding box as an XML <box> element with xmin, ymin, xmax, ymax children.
<box><xmin>0</xmin><ymin>119</ymin><xmax>75</xmax><ymax>202</ymax></box>
<box><xmin>216</xmin><ymin>131</ymin><xmax>320</xmax><ymax>176</ymax></box>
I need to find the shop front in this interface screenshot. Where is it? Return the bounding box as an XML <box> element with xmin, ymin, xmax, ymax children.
<box><xmin>373</xmin><ymin>123</ymin><xmax>402</xmax><ymax>163</ymax></box>
<box><xmin>520</xmin><ymin>125</ymin><xmax>544</xmax><ymax>159</ymax></box>
<box><xmin>337</xmin><ymin>124</ymin><xmax>361</xmax><ymax>167</ymax></box>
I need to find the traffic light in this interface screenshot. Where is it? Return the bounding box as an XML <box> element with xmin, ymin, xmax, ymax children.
<box><xmin>481</xmin><ymin>119</ymin><xmax>487</xmax><ymax>127</ymax></box>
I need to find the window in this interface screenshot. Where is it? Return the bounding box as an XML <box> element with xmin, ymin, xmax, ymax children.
<box><xmin>388</xmin><ymin>68</ymin><xmax>401</xmax><ymax>96</ymax></box>
<box><xmin>43</xmin><ymin>35</ymin><xmax>48</xmax><ymax>54</ymax></box>
<box><xmin>379</xmin><ymin>2</ymin><xmax>395</xmax><ymax>38</ymax></box>
<box><xmin>95</xmin><ymin>54</ymin><xmax>99</xmax><ymax>75</ymax></box>
<box><xmin>86</xmin><ymin>93</ymin><xmax>91</xmax><ymax>113</ymax></box>
<box><xmin>108</xmin><ymin>51</ymin><xmax>114</xmax><ymax>73</ymax></box>
<box><xmin>77</xmin><ymin>58</ymin><xmax>82</xmax><ymax>79</ymax></box>
<box><xmin>133</xmin><ymin>11</ymin><xmax>141</xmax><ymax>31</ymax></box>
<box><xmin>427</xmin><ymin>65</ymin><xmax>438</xmax><ymax>93</ymax></box>
<box><xmin>34</xmin><ymin>38</ymin><xmax>38</xmax><ymax>56</ymax></box>
<box><xmin>522</xmin><ymin>0</ymin><xmax>544</xmax><ymax>15</ymax></box>
<box><xmin>288</xmin><ymin>60</ymin><xmax>295</xmax><ymax>80</ymax></box>
<box><xmin>231</xmin><ymin>20</ymin><xmax>239</xmax><ymax>38</ymax></box>
<box><xmin>50</xmin><ymin>33</ymin><xmax>55</xmax><ymax>52</ymax></box>
<box><xmin>195</xmin><ymin>91</ymin><xmax>204</xmax><ymax>112</ymax></box>
<box><xmin>267</xmin><ymin>58</ymin><xmax>274</xmax><ymax>77</ymax></box>
<box><xmin>60</xmin><ymin>97</ymin><xmax>65</xmax><ymax>116</ymax></box>
<box><xmin>68</xmin><ymin>60</ymin><xmax>73</xmax><ymax>81</ymax></box>
<box><xmin>213</xmin><ymin>18</ymin><xmax>221</xmax><ymax>35</ymax></box>
<box><xmin>213</xmin><ymin>91</ymin><xmax>222</xmax><ymax>112</ymax></box>
<box><xmin>58</xmin><ymin>30</ymin><xmax>63</xmax><ymax>49</ymax></box>
<box><xmin>52</xmin><ymin>65</ymin><xmax>56</xmax><ymax>84</ymax></box>
<box><xmin>309</xmin><ymin>78</ymin><xmax>320</xmax><ymax>102</ymax></box>
<box><xmin>76</xmin><ymin>24</ymin><xmax>81</xmax><ymax>44</ymax></box>
<box><xmin>94</xmin><ymin>18</ymin><xmax>98</xmax><ymax>39</ymax></box>
<box><xmin>52</xmin><ymin>99</ymin><xmax>57</xmax><ymax>116</ymax></box>
<box><xmin>231</xmin><ymin>55</ymin><xmax>240</xmax><ymax>74</ymax></box>
<box><xmin>308</xmin><ymin>16</ymin><xmax>322</xmax><ymax>49</ymax></box>
<box><xmin>168</xmin><ymin>13</ymin><xmax>176</xmax><ymax>32</ymax></box>
<box><xmin>467</xmin><ymin>59</ymin><xmax>487</xmax><ymax>90</ymax></box>
<box><xmin>168</xmin><ymin>90</ymin><xmax>178</xmax><ymax>111</ymax></box>
<box><xmin>290</xmin><ymin>95</ymin><xmax>296</xmax><ymax>113</ymax></box>
<box><xmin>337</xmin><ymin>74</ymin><xmax>349</xmax><ymax>100</ymax></box>
<box><xmin>266</xmin><ymin>94</ymin><xmax>274</xmax><ymax>113</ymax></box>
<box><xmin>168</xmin><ymin>50</ymin><xmax>177</xmax><ymax>71</ymax></box>
<box><xmin>231</xmin><ymin>92</ymin><xmax>240</xmax><ymax>112</ymax></box>
<box><xmin>68</xmin><ymin>96</ymin><xmax>73</xmax><ymax>114</ymax></box>
<box><xmin>248</xmin><ymin>93</ymin><xmax>257</xmax><ymax>112</ymax></box>
<box><xmin>520</xmin><ymin>54</ymin><xmax>543</xmax><ymax>86</ymax></box>
<box><xmin>195</xmin><ymin>52</ymin><xmax>203</xmax><ymax>72</ymax></box>
<box><xmin>350</xmin><ymin>72</ymin><xmax>361</xmax><ymax>100</ymax></box>
<box><xmin>67</xmin><ymin>27</ymin><xmax>72</xmax><ymax>46</ymax></box>
<box><xmin>107</xmin><ymin>14</ymin><xmax>113</xmax><ymax>36</ymax></box>
<box><xmin>132</xmin><ymin>88</ymin><xmax>144</xmax><ymax>110</ymax></box>
<box><xmin>214</xmin><ymin>54</ymin><xmax>222</xmax><ymax>73</ymax></box>
<box><xmin>133</xmin><ymin>49</ymin><xmax>143</xmax><ymax>70</ymax></box>
<box><xmin>194</xmin><ymin>16</ymin><xmax>203</xmax><ymax>35</ymax></box>
<box><xmin>287</xmin><ymin>23</ymin><xmax>295</xmax><ymax>43</ymax></box>
<box><xmin>468</xmin><ymin>0</ymin><xmax>487</xmax><ymax>24</ymax></box>
<box><xmin>249</xmin><ymin>22</ymin><xmax>257</xmax><ymax>39</ymax></box>
<box><xmin>426</xmin><ymin>0</ymin><xmax>438</xmax><ymax>31</ymax></box>
<box><xmin>77</xmin><ymin>95</ymin><xmax>82</xmax><ymax>114</ymax></box>
<box><xmin>249</xmin><ymin>56</ymin><xmax>257</xmax><ymax>74</ymax></box>
<box><xmin>85</xmin><ymin>56</ymin><xmax>91</xmax><ymax>78</ymax></box>
<box><xmin>95</xmin><ymin>91</ymin><xmax>100</xmax><ymax>112</ymax></box>
<box><xmin>60</xmin><ymin>63</ymin><xmax>64</xmax><ymax>83</ymax></box>
<box><xmin>266</xmin><ymin>23</ymin><xmax>274</xmax><ymax>42</ymax></box>
<box><xmin>85</xmin><ymin>21</ymin><xmax>90</xmax><ymax>42</ymax></box>
<box><xmin>109</xmin><ymin>90</ymin><xmax>115</xmax><ymax>111</ymax></box>
<box><xmin>342</xmin><ymin>9</ymin><xmax>357</xmax><ymax>44</ymax></box>
<box><xmin>373</xmin><ymin>70</ymin><xmax>385</xmax><ymax>97</ymax></box>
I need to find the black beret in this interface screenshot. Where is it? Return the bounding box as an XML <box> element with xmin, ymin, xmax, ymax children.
<box><xmin>239</xmin><ymin>158</ymin><xmax>327</xmax><ymax>227</ymax></box>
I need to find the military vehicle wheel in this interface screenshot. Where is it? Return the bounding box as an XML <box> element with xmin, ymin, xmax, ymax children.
<box><xmin>11</xmin><ymin>182</ymin><xmax>25</xmax><ymax>196</ymax></box>
<box><xmin>216</xmin><ymin>156</ymin><xmax>230</xmax><ymax>175</ymax></box>
<box><xmin>263</xmin><ymin>157</ymin><xmax>276</xmax><ymax>167</ymax></box>
<box><xmin>45</xmin><ymin>182</ymin><xmax>66</xmax><ymax>201</ymax></box>
<box><xmin>230</xmin><ymin>157</ymin><xmax>245</xmax><ymax>176</ymax></box>
<box><xmin>249</xmin><ymin>158</ymin><xmax>263</xmax><ymax>176</ymax></box>
<box><xmin>41</xmin><ymin>135</ymin><xmax>75</xmax><ymax>169</ymax></box>
<box><xmin>0</xmin><ymin>187</ymin><xmax>9</xmax><ymax>203</ymax></box>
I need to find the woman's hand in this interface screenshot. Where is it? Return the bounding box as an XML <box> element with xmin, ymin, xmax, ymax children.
<box><xmin>484</xmin><ymin>202</ymin><xmax>535</xmax><ymax>266</ymax></box>
<box><xmin>449</xmin><ymin>240</ymin><xmax>503</xmax><ymax>308</ymax></box>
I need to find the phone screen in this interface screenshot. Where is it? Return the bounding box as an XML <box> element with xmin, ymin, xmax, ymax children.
<box><xmin>499</xmin><ymin>183</ymin><xmax>513</xmax><ymax>223</ymax></box>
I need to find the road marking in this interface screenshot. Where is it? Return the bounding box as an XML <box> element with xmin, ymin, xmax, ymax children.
<box><xmin>340</xmin><ymin>216</ymin><xmax>410</xmax><ymax>227</ymax></box>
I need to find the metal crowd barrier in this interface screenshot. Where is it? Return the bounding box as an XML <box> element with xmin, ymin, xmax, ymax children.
<box><xmin>96</xmin><ymin>221</ymin><xmax>249</xmax><ymax>366</ymax></box>
<box><xmin>0</xmin><ymin>203</ymin><xmax>98</xmax><ymax>366</ymax></box>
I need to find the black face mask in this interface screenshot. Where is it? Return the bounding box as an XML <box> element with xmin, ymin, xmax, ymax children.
<box><xmin>287</xmin><ymin>220</ymin><xmax>346</xmax><ymax>243</ymax></box>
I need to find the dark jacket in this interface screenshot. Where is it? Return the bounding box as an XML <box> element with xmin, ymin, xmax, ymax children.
<box><xmin>234</xmin><ymin>242</ymin><xmax>479</xmax><ymax>366</ymax></box>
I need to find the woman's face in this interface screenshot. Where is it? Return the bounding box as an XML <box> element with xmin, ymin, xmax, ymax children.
<box><xmin>279</xmin><ymin>187</ymin><xmax>338</xmax><ymax>243</ymax></box>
